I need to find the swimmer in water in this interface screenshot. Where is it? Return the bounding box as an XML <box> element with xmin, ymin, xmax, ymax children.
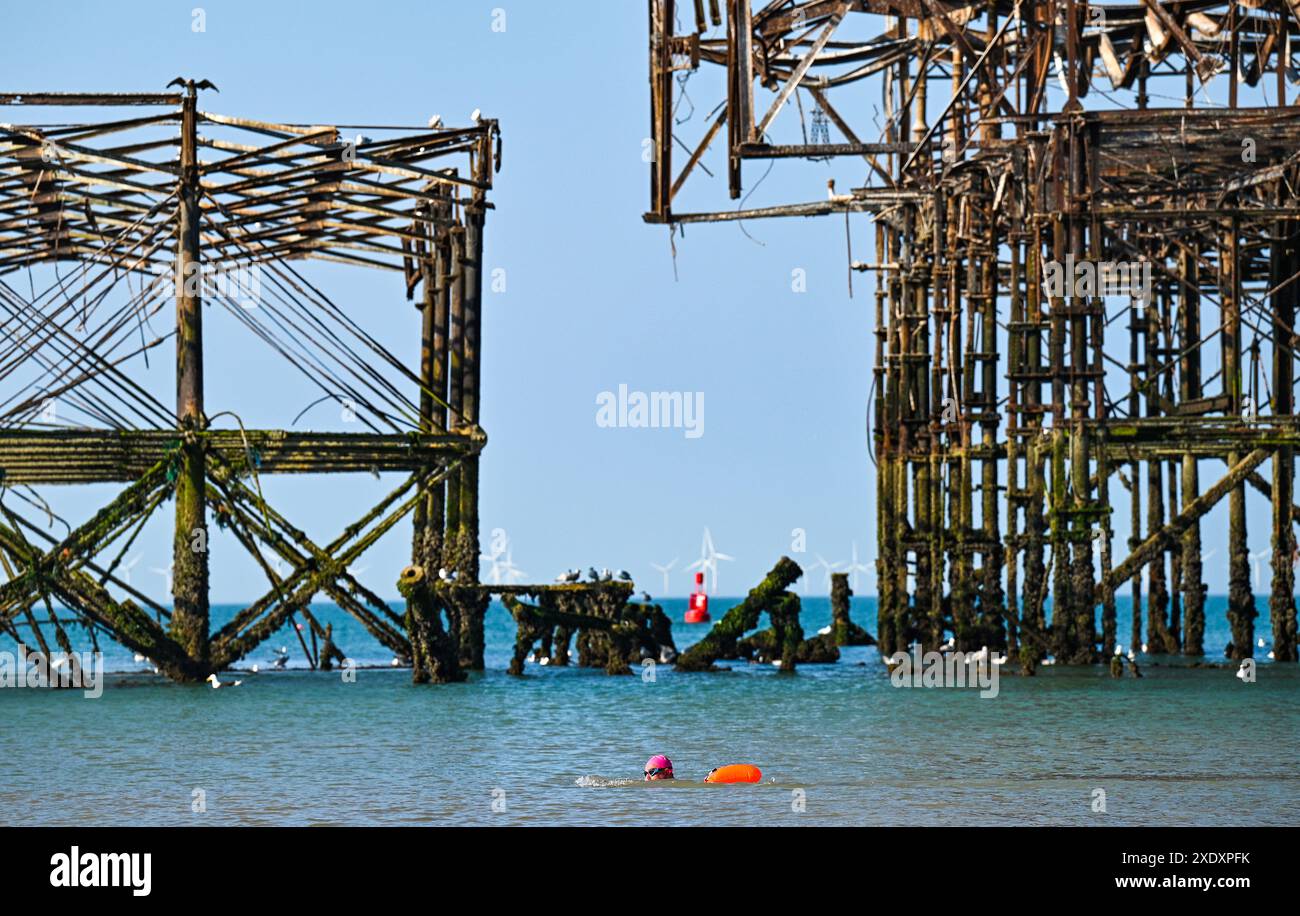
<box><xmin>643</xmin><ymin>754</ymin><xmax>674</xmax><ymax>781</ymax></box>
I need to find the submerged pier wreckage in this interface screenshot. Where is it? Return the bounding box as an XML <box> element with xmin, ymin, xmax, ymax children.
<box><xmin>646</xmin><ymin>0</ymin><xmax>1300</xmax><ymax>666</ymax></box>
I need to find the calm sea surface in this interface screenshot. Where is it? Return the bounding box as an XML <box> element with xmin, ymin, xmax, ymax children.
<box><xmin>2</xmin><ymin>595</ymin><xmax>1297</xmax><ymax>826</ymax></box>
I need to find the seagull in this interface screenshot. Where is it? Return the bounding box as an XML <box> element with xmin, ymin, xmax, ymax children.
<box><xmin>939</xmin><ymin>636</ymin><xmax>955</xmax><ymax>652</ymax></box>
<box><xmin>251</xmin><ymin>664</ymin><xmax>260</xmax><ymax>673</ymax></box>
<box><xmin>391</xmin><ymin>657</ymin><xmax>402</xmax><ymax>667</ymax></box>
<box><xmin>1114</xmin><ymin>644</ymin><xmax>1123</xmax><ymax>656</ymax></box>
<box><xmin>587</xmin><ymin>567</ymin><xmax>601</xmax><ymax>582</ymax></box>
<box><xmin>354</xmin><ymin>134</ymin><xmax>372</xmax><ymax>147</ymax></box>
<box><xmin>659</xmin><ymin>646</ymin><xmax>677</xmax><ymax>664</ymax></box>
<box><xmin>271</xmin><ymin>655</ymin><xmax>288</xmax><ymax>669</ymax></box>
<box><xmin>1236</xmin><ymin>660</ymin><xmax>1251</xmax><ymax>681</ymax></box>
<box><xmin>600</xmin><ymin>568</ymin><xmax>613</xmax><ymax>582</ymax></box>
<box><xmin>817</xmin><ymin>625</ymin><xmax>832</xmax><ymax>636</ymax></box>
<box><xmin>618</xmin><ymin>570</ymin><xmax>632</xmax><ymax>581</ymax></box>
<box><xmin>438</xmin><ymin>567</ymin><xmax>457</xmax><ymax>581</ymax></box>
<box><xmin>555</xmin><ymin>569</ymin><xmax>581</xmax><ymax>584</ymax></box>
<box><xmin>206</xmin><ymin>673</ymin><xmax>242</xmax><ymax>689</ymax></box>
<box><xmin>1267</xmin><ymin>650</ymin><xmax>1275</xmax><ymax>660</ymax></box>
<box><xmin>133</xmin><ymin>652</ymin><xmax>146</xmax><ymax>663</ymax></box>
<box><xmin>640</xmin><ymin>591</ymin><xmax>652</xmax><ymax>602</ymax></box>
<box><xmin>969</xmin><ymin>646</ymin><xmax>990</xmax><ymax>664</ymax></box>
<box><xmin>1141</xmin><ymin>643</ymin><xmax>1149</xmax><ymax>654</ymax></box>
<box><xmin>471</xmin><ymin>108</ymin><xmax>482</xmax><ymax>122</ymax></box>
<box><xmin>1127</xmin><ymin>649</ymin><xmax>1136</xmax><ymax>662</ymax></box>
<box><xmin>991</xmin><ymin>652</ymin><xmax>1008</xmax><ymax>665</ymax></box>
<box><xmin>427</xmin><ymin>114</ymin><xmax>442</xmax><ymax>129</ymax></box>
<box><xmin>1257</xmin><ymin>637</ymin><xmax>1267</xmax><ymax>648</ymax></box>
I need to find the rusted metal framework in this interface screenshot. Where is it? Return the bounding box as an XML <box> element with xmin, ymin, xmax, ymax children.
<box><xmin>648</xmin><ymin>0</ymin><xmax>1300</xmax><ymax>665</ymax></box>
<box><xmin>0</xmin><ymin>83</ymin><xmax>499</xmax><ymax>682</ymax></box>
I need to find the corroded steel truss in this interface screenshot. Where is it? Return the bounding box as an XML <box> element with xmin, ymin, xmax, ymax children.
<box><xmin>648</xmin><ymin>0</ymin><xmax>1300</xmax><ymax>665</ymax></box>
<box><xmin>0</xmin><ymin>83</ymin><xmax>499</xmax><ymax>681</ymax></box>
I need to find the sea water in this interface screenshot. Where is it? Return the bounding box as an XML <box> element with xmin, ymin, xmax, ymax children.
<box><xmin>2</xmin><ymin>595</ymin><xmax>1297</xmax><ymax>826</ymax></box>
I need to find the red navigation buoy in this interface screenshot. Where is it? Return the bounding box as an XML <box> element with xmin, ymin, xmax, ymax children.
<box><xmin>685</xmin><ymin>571</ymin><xmax>710</xmax><ymax>623</ymax></box>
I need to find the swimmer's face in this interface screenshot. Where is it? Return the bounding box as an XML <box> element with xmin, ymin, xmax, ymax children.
<box><xmin>644</xmin><ymin>767</ymin><xmax>674</xmax><ymax>781</ymax></box>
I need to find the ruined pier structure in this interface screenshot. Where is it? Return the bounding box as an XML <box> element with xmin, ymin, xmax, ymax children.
<box><xmin>0</xmin><ymin>85</ymin><xmax>504</xmax><ymax>681</ymax></box>
<box><xmin>647</xmin><ymin>0</ymin><xmax>1300</xmax><ymax>664</ymax></box>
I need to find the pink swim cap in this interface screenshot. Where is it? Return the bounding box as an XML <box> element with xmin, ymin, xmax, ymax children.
<box><xmin>644</xmin><ymin>754</ymin><xmax>673</xmax><ymax>775</ymax></box>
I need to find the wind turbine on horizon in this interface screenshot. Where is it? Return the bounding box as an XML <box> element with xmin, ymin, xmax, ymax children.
<box><xmin>650</xmin><ymin>558</ymin><xmax>678</xmax><ymax>594</ymax></box>
<box><xmin>686</xmin><ymin>528</ymin><xmax>733</xmax><ymax>596</ymax></box>
<box><xmin>150</xmin><ymin>560</ymin><xmax>174</xmax><ymax>596</ymax></box>
<box><xmin>804</xmin><ymin>554</ymin><xmax>844</xmax><ymax>594</ymax></box>
<box><xmin>118</xmin><ymin>553</ymin><xmax>143</xmax><ymax>586</ymax></box>
<box><xmin>481</xmin><ymin>538</ymin><xmax>528</xmax><ymax>586</ymax></box>
<box><xmin>846</xmin><ymin>541</ymin><xmax>870</xmax><ymax>592</ymax></box>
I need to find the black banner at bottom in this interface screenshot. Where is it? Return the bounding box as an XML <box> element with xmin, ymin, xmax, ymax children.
<box><xmin>3</xmin><ymin>826</ymin><xmax>1283</xmax><ymax>903</ymax></box>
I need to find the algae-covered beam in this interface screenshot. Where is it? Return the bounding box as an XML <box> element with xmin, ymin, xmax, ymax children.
<box><xmin>1106</xmin><ymin>448</ymin><xmax>1269</xmax><ymax>590</ymax></box>
<box><xmin>675</xmin><ymin>556</ymin><xmax>802</xmax><ymax>672</ymax></box>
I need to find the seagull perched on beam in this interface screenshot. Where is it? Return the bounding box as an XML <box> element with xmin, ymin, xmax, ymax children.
<box><xmin>427</xmin><ymin>114</ymin><xmax>442</xmax><ymax>129</ymax></box>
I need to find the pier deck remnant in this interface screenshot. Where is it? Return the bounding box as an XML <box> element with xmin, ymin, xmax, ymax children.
<box><xmin>646</xmin><ymin>0</ymin><xmax>1300</xmax><ymax>664</ymax></box>
<box><xmin>0</xmin><ymin>84</ymin><xmax>499</xmax><ymax>680</ymax></box>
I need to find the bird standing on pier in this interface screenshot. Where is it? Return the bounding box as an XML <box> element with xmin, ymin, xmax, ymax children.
<box><xmin>618</xmin><ymin>570</ymin><xmax>632</xmax><ymax>582</ymax></box>
<box><xmin>587</xmin><ymin>567</ymin><xmax>600</xmax><ymax>582</ymax></box>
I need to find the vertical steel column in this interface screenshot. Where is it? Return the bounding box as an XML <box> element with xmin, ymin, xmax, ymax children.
<box><xmin>170</xmin><ymin>82</ymin><xmax>209</xmax><ymax>673</ymax></box>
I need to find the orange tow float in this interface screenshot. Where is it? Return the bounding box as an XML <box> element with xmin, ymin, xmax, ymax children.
<box><xmin>704</xmin><ymin>763</ymin><xmax>762</xmax><ymax>784</ymax></box>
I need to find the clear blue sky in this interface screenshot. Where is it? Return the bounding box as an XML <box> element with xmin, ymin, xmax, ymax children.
<box><xmin>3</xmin><ymin>2</ymin><xmax>1274</xmax><ymax>602</ymax></box>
